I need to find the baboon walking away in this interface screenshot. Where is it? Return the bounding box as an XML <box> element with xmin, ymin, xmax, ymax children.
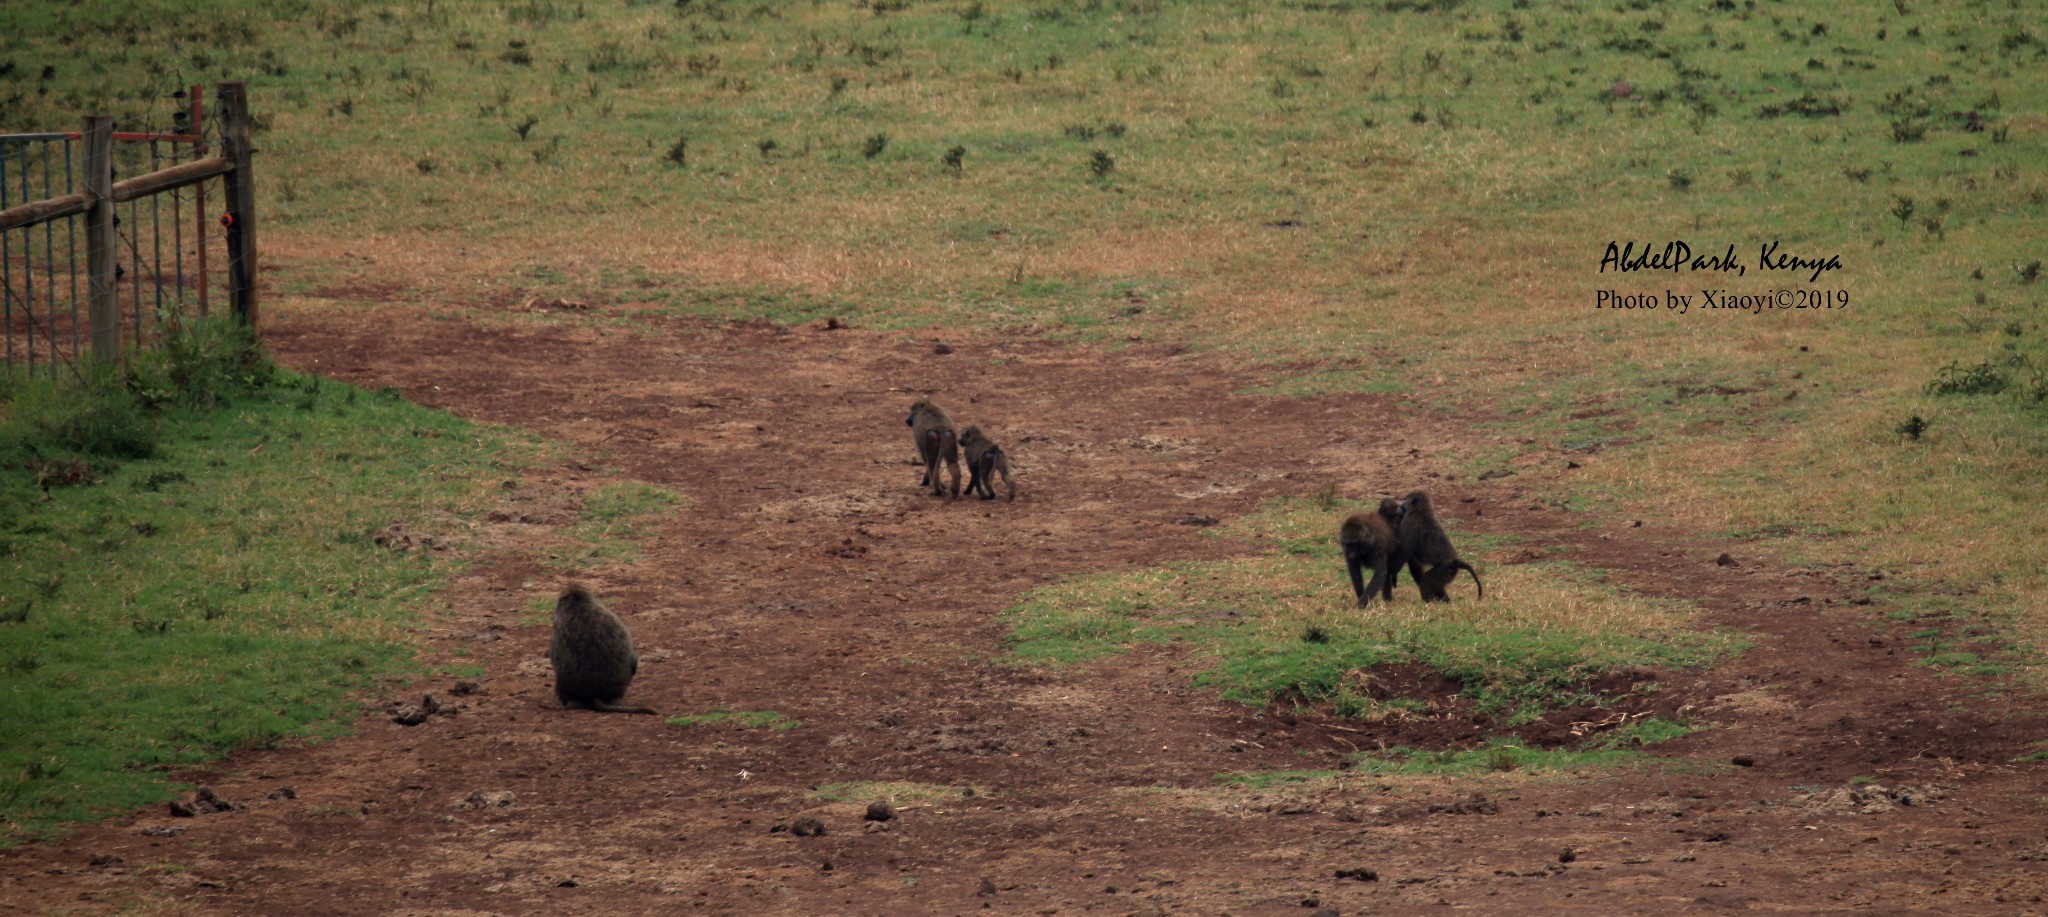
<box><xmin>905</xmin><ymin>398</ymin><xmax>962</xmax><ymax>498</ymax></box>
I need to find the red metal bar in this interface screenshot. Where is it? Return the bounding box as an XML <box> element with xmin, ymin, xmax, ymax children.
<box><xmin>191</xmin><ymin>84</ymin><xmax>208</xmax><ymax>315</ymax></box>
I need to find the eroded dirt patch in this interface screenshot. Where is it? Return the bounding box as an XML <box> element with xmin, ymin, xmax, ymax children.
<box><xmin>4</xmin><ymin>308</ymin><xmax>2046</xmax><ymax>916</ymax></box>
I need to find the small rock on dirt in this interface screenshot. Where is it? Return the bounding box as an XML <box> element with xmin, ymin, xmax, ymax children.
<box><xmin>865</xmin><ymin>800</ymin><xmax>896</xmax><ymax>822</ymax></box>
<box><xmin>791</xmin><ymin>817</ymin><xmax>827</xmax><ymax>837</ymax></box>
<box><xmin>453</xmin><ymin>790</ymin><xmax>517</xmax><ymax>811</ymax></box>
<box><xmin>267</xmin><ymin>787</ymin><xmax>297</xmax><ymax>800</ymax></box>
<box><xmin>976</xmin><ymin>877</ymin><xmax>998</xmax><ymax>897</ymax></box>
<box><xmin>1715</xmin><ymin>552</ymin><xmax>1737</xmax><ymax>567</ymax></box>
<box><xmin>932</xmin><ymin>340</ymin><xmax>954</xmax><ymax>355</ymax></box>
<box><xmin>391</xmin><ymin>704</ymin><xmax>430</xmax><ymax>726</ymax></box>
<box><xmin>451</xmin><ymin>680</ymin><xmax>482</xmax><ymax>696</ymax></box>
<box><xmin>1334</xmin><ymin>867</ymin><xmax>1378</xmax><ymax>882</ymax></box>
<box><xmin>1174</xmin><ymin>515</ymin><xmax>1220</xmax><ymax>527</ymax></box>
<box><xmin>1730</xmin><ymin>755</ymin><xmax>1755</xmax><ymax>767</ymax></box>
<box><xmin>140</xmin><ymin>826</ymin><xmax>186</xmax><ymax>837</ymax></box>
<box><xmin>170</xmin><ymin>787</ymin><xmax>233</xmax><ymax>817</ymax></box>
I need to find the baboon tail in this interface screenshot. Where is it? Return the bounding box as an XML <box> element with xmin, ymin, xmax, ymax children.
<box><xmin>1455</xmin><ymin>561</ymin><xmax>1483</xmax><ymax>600</ymax></box>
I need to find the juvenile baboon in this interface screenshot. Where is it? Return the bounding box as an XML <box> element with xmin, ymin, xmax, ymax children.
<box><xmin>1338</xmin><ymin>498</ymin><xmax>1406</xmax><ymax>606</ymax></box>
<box><xmin>1396</xmin><ymin>491</ymin><xmax>1484</xmax><ymax>603</ymax></box>
<box><xmin>549</xmin><ymin>585</ymin><xmax>658</xmax><ymax>714</ymax></box>
<box><xmin>957</xmin><ymin>425</ymin><xmax>1016</xmax><ymax>502</ymax></box>
<box><xmin>904</xmin><ymin>398</ymin><xmax>961</xmax><ymax>498</ymax></box>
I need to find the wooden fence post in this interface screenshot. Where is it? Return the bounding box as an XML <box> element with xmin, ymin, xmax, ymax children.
<box><xmin>83</xmin><ymin>116</ymin><xmax>118</xmax><ymax>362</ymax></box>
<box><xmin>217</xmin><ymin>81</ymin><xmax>257</xmax><ymax>329</ymax></box>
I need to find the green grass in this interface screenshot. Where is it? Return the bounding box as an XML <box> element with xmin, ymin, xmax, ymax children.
<box><xmin>1215</xmin><ymin>769</ymin><xmax>1335</xmax><ymax>790</ymax></box>
<box><xmin>0</xmin><ymin>326</ymin><xmax>534</xmax><ymax>845</ymax></box>
<box><xmin>811</xmin><ymin>781</ymin><xmax>978</xmax><ymax>806</ymax></box>
<box><xmin>3</xmin><ymin>1</ymin><xmax>2042</xmax><ymax>652</ymax></box>
<box><xmin>666</xmin><ymin>708</ymin><xmax>799</xmax><ymax>731</ymax></box>
<box><xmin>1218</xmin><ymin>718</ymin><xmax>1697</xmax><ymax>785</ymax></box>
<box><xmin>1005</xmin><ymin>498</ymin><xmax>1745</xmax><ymax>723</ymax></box>
<box><xmin>546</xmin><ymin>481</ymin><xmax>685</xmax><ymax>570</ymax></box>
<box><xmin>1349</xmin><ymin>733</ymin><xmax>1665</xmax><ymax>778</ymax></box>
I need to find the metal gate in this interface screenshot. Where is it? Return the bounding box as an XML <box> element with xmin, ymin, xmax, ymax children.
<box><xmin>0</xmin><ymin>81</ymin><xmax>254</xmax><ymax>374</ymax></box>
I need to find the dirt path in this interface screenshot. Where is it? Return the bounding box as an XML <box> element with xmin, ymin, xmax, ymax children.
<box><xmin>6</xmin><ymin>308</ymin><xmax>2047</xmax><ymax>916</ymax></box>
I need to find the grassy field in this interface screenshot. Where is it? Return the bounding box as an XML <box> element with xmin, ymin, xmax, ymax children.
<box><xmin>2</xmin><ymin>0</ymin><xmax>2044</xmax><ymax>839</ymax></box>
<box><xmin>0</xmin><ymin>318</ymin><xmax>537</xmax><ymax>842</ymax></box>
<box><xmin>1006</xmin><ymin>495</ymin><xmax>1744</xmax><ymax>721</ymax></box>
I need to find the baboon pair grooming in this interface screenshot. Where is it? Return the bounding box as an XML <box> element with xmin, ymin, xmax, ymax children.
<box><xmin>905</xmin><ymin>398</ymin><xmax>1014</xmax><ymax>501</ymax></box>
<box><xmin>1338</xmin><ymin>491</ymin><xmax>1483</xmax><ymax>607</ymax></box>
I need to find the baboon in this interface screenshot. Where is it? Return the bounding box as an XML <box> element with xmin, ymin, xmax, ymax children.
<box><xmin>549</xmin><ymin>585</ymin><xmax>658</xmax><ymax>714</ymax></box>
<box><xmin>957</xmin><ymin>425</ymin><xmax>1016</xmax><ymax>501</ymax></box>
<box><xmin>1396</xmin><ymin>490</ymin><xmax>1484</xmax><ymax>603</ymax></box>
<box><xmin>1338</xmin><ymin>498</ymin><xmax>1407</xmax><ymax>606</ymax></box>
<box><xmin>904</xmin><ymin>398</ymin><xmax>961</xmax><ymax>498</ymax></box>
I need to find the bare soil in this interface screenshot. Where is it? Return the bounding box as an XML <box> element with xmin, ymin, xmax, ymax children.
<box><xmin>6</xmin><ymin>303</ymin><xmax>2048</xmax><ymax>916</ymax></box>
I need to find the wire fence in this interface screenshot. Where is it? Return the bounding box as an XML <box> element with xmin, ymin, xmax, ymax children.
<box><xmin>1</xmin><ymin>84</ymin><xmax>227</xmax><ymax>375</ymax></box>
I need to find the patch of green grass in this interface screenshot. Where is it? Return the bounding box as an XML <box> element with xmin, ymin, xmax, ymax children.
<box><xmin>1350</xmin><ymin>732</ymin><xmax>1676</xmax><ymax>777</ymax></box>
<box><xmin>1214</xmin><ymin>769</ymin><xmax>1335</xmax><ymax>789</ymax></box>
<box><xmin>547</xmin><ymin>481</ymin><xmax>684</xmax><ymax>571</ymax></box>
<box><xmin>811</xmin><ymin>781</ymin><xmax>978</xmax><ymax>806</ymax></box>
<box><xmin>0</xmin><ymin>331</ymin><xmax>533</xmax><ymax>845</ymax></box>
<box><xmin>666</xmin><ymin>709</ymin><xmax>799</xmax><ymax>731</ymax></box>
<box><xmin>1004</xmin><ymin>499</ymin><xmax>1745</xmax><ymax>722</ymax></box>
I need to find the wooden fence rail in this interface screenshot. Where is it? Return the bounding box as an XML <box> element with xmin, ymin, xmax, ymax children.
<box><xmin>0</xmin><ymin>81</ymin><xmax>254</xmax><ymax>363</ymax></box>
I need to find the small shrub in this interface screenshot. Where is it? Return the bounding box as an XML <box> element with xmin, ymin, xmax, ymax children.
<box><xmin>1895</xmin><ymin>414</ymin><xmax>1928</xmax><ymax>440</ymax></box>
<box><xmin>1926</xmin><ymin>360</ymin><xmax>2006</xmax><ymax>396</ymax></box>
<box><xmin>862</xmin><ymin>132</ymin><xmax>888</xmax><ymax>159</ymax></box>
<box><xmin>666</xmin><ymin>136</ymin><xmax>688</xmax><ymax>166</ymax></box>
<box><xmin>942</xmin><ymin>145</ymin><xmax>964</xmax><ymax>173</ymax></box>
<box><xmin>1089</xmin><ymin>149</ymin><xmax>1115</xmax><ymax>178</ymax></box>
<box><xmin>2017</xmin><ymin>260</ymin><xmax>2043</xmax><ymax>284</ymax></box>
<box><xmin>1890</xmin><ymin>196</ymin><xmax>1915</xmax><ymax>225</ymax></box>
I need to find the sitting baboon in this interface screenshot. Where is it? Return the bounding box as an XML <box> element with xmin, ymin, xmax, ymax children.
<box><xmin>904</xmin><ymin>398</ymin><xmax>961</xmax><ymax>498</ymax></box>
<box><xmin>1396</xmin><ymin>490</ymin><xmax>1484</xmax><ymax>603</ymax></box>
<box><xmin>549</xmin><ymin>585</ymin><xmax>658</xmax><ymax>714</ymax></box>
<box><xmin>1338</xmin><ymin>497</ymin><xmax>1406</xmax><ymax>606</ymax></box>
<box><xmin>957</xmin><ymin>425</ymin><xmax>1016</xmax><ymax>501</ymax></box>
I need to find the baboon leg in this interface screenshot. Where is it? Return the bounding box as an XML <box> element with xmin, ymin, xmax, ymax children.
<box><xmin>964</xmin><ymin>454</ymin><xmax>988</xmax><ymax>499</ymax></box>
<box><xmin>1382</xmin><ymin>561</ymin><xmax>1403</xmax><ymax>603</ymax></box>
<box><xmin>1344</xmin><ymin>550</ymin><xmax>1371</xmax><ymax>606</ymax></box>
<box><xmin>925</xmin><ymin>430</ymin><xmax>949</xmax><ymax>497</ymax></box>
<box><xmin>1408</xmin><ymin>560</ymin><xmax>1442</xmax><ymax>602</ymax></box>
<box><xmin>1361</xmin><ymin>555</ymin><xmax>1393</xmax><ymax>608</ymax></box>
